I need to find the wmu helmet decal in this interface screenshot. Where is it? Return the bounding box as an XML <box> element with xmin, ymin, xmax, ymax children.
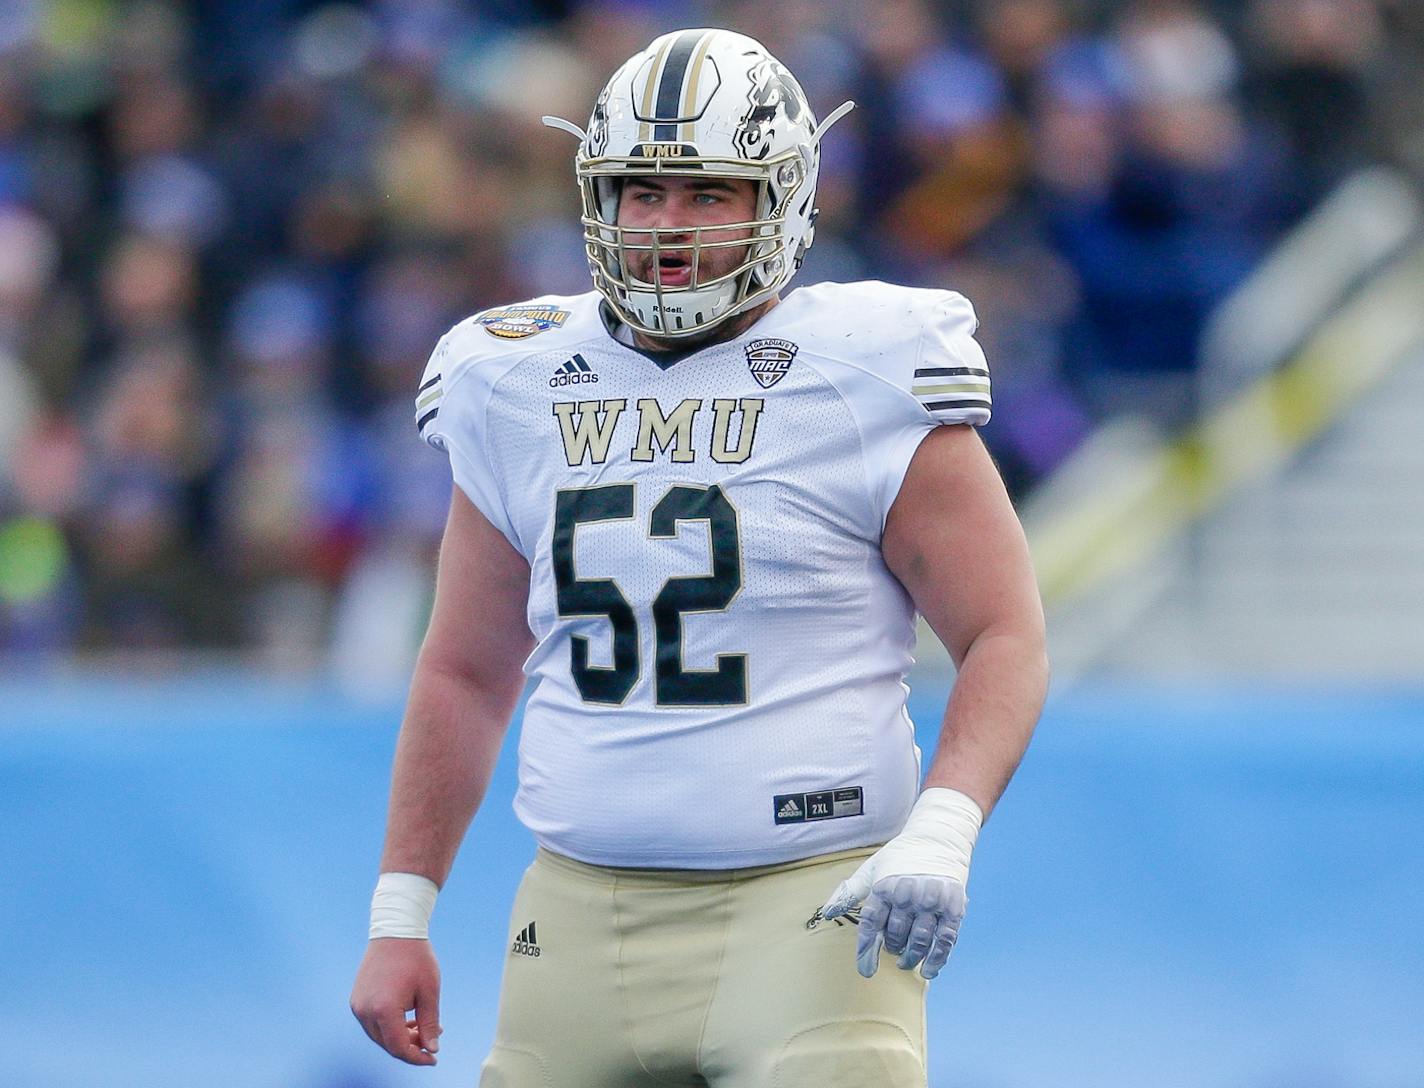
<box><xmin>744</xmin><ymin>337</ymin><xmax>797</xmax><ymax>389</ymax></box>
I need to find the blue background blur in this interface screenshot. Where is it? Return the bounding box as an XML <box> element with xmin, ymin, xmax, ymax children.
<box><xmin>4</xmin><ymin>0</ymin><xmax>1416</xmax><ymax>656</ymax></box>
<box><xmin>5</xmin><ymin>674</ymin><xmax>1422</xmax><ymax>1088</ymax></box>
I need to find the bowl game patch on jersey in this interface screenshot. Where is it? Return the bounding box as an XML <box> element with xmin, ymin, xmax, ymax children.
<box><xmin>479</xmin><ymin>305</ymin><xmax>572</xmax><ymax>339</ymax></box>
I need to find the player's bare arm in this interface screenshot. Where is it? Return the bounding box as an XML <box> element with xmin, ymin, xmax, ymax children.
<box><xmin>885</xmin><ymin>424</ymin><xmax>1048</xmax><ymax>815</ymax></box>
<box><xmin>350</xmin><ymin>486</ymin><xmax>533</xmax><ymax>1066</ymax></box>
<box><xmin>822</xmin><ymin>424</ymin><xmax>1047</xmax><ymax>979</ymax></box>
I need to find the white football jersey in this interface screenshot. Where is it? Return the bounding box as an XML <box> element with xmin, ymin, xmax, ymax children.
<box><xmin>416</xmin><ymin>281</ymin><xmax>991</xmax><ymax>868</ymax></box>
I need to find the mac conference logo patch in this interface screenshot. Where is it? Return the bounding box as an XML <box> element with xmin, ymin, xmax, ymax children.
<box><xmin>744</xmin><ymin>338</ymin><xmax>797</xmax><ymax>389</ymax></box>
<box><xmin>478</xmin><ymin>306</ymin><xmax>571</xmax><ymax>340</ymax></box>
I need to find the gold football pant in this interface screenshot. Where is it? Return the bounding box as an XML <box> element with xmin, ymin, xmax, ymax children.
<box><xmin>479</xmin><ymin>845</ymin><xmax>928</xmax><ymax>1087</ymax></box>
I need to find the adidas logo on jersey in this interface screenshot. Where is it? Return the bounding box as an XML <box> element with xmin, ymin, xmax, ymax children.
<box><xmin>550</xmin><ymin>353</ymin><xmax>598</xmax><ymax>387</ymax></box>
<box><xmin>511</xmin><ymin>921</ymin><xmax>541</xmax><ymax>957</ymax></box>
<box><xmin>775</xmin><ymin>786</ymin><xmax>863</xmax><ymax>825</ymax></box>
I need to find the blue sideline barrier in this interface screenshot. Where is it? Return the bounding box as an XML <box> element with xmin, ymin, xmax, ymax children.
<box><xmin>2</xmin><ymin>673</ymin><xmax>1421</xmax><ymax>1088</ymax></box>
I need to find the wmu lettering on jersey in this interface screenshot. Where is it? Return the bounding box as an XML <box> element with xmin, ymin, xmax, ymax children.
<box><xmin>552</xmin><ymin>398</ymin><xmax>764</xmax><ymax>466</ymax></box>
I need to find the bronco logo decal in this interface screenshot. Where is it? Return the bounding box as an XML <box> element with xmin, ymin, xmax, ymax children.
<box><xmin>732</xmin><ymin>58</ymin><xmax>805</xmax><ymax>161</ymax></box>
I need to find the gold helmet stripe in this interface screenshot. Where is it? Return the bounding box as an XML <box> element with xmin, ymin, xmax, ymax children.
<box><xmin>637</xmin><ymin>33</ymin><xmax>678</xmax><ymax>143</ymax></box>
<box><xmin>650</xmin><ymin>29</ymin><xmax>707</xmax><ymax>141</ymax></box>
<box><xmin>679</xmin><ymin>31</ymin><xmax>718</xmax><ymax>143</ymax></box>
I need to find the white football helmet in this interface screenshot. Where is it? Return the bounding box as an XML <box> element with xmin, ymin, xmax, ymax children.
<box><xmin>544</xmin><ymin>29</ymin><xmax>853</xmax><ymax>339</ymax></box>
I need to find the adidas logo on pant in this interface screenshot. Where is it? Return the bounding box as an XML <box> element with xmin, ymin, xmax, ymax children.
<box><xmin>511</xmin><ymin>921</ymin><xmax>541</xmax><ymax>957</ymax></box>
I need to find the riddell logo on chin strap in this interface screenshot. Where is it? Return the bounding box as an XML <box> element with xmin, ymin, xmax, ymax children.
<box><xmin>551</xmin><ymin>354</ymin><xmax>598</xmax><ymax>387</ymax></box>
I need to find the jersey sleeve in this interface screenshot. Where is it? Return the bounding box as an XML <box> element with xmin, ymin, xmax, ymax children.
<box><xmin>829</xmin><ymin>287</ymin><xmax>992</xmax><ymax>532</ymax></box>
<box><xmin>414</xmin><ymin>328</ymin><xmax>520</xmax><ymax>547</ymax></box>
<box><xmin>911</xmin><ymin>292</ymin><xmax>991</xmax><ymax>427</ymax></box>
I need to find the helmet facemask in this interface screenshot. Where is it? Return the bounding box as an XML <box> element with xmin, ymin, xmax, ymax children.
<box><xmin>578</xmin><ymin>152</ymin><xmax>808</xmax><ymax>339</ymax></box>
<box><xmin>542</xmin><ymin>29</ymin><xmax>853</xmax><ymax>340</ymax></box>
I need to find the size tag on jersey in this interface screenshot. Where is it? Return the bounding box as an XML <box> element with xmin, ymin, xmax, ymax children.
<box><xmin>773</xmin><ymin>786</ymin><xmax>864</xmax><ymax>825</ymax></box>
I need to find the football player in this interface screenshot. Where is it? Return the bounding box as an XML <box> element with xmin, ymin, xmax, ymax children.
<box><xmin>351</xmin><ymin>28</ymin><xmax>1047</xmax><ymax>1087</ymax></box>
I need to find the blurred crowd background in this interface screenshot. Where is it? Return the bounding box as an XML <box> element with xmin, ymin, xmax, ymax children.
<box><xmin>0</xmin><ymin>0</ymin><xmax>1420</xmax><ymax>664</ymax></box>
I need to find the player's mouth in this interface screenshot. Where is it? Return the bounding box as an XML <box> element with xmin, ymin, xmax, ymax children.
<box><xmin>651</xmin><ymin>255</ymin><xmax>693</xmax><ymax>288</ymax></box>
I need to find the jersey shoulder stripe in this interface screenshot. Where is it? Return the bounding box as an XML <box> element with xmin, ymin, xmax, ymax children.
<box><xmin>912</xmin><ymin>290</ymin><xmax>990</xmax><ymax>426</ymax></box>
<box><xmin>415</xmin><ymin>340</ymin><xmax>450</xmax><ymax>446</ymax></box>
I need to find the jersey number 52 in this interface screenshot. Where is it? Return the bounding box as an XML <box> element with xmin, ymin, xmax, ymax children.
<box><xmin>552</xmin><ymin>483</ymin><xmax>746</xmax><ymax>707</ymax></box>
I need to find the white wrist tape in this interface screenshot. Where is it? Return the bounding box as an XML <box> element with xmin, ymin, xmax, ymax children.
<box><xmin>369</xmin><ymin>872</ymin><xmax>439</xmax><ymax>939</ymax></box>
<box><xmin>819</xmin><ymin>785</ymin><xmax>984</xmax><ymax>924</ymax></box>
<box><xmin>899</xmin><ymin>787</ymin><xmax>984</xmax><ymax>885</ymax></box>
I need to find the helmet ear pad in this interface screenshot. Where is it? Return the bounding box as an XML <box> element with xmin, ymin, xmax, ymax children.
<box><xmin>590</xmin><ymin>177</ymin><xmax>624</xmax><ymax>281</ymax></box>
<box><xmin>747</xmin><ymin>179</ymin><xmax>786</xmax><ymax>291</ymax></box>
<box><xmin>595</xmin><ymin>176</ymin><xmax>621</xmax><ymax>230</ymax></box>
<box><xmin>749</xmin><ymin>151</ymin><xmax>817</xmax><ymax>289</ymax></box>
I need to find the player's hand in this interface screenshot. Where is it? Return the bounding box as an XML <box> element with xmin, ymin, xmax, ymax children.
<box><xmin>350</xmin><ymin>937</ymin><xmax>443</xmax><ymax>1065</ymax></box>
<box><xmin>819</xmin><ymin>788</ymin><xmax>982</xmax><ymax>980</ymax></box>
<box><xmin>822</xmin><ymin>868</ymin><xmax>967</xmax><ymax>980</ymax></box>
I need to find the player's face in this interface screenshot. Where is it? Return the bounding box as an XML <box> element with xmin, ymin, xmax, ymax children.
<box><xmin>616</xmin><ymin>176</ymin><xmax>759</xmax><ymax>289</ymax></box>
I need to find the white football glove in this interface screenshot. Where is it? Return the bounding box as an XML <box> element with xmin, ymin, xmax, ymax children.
<box><xmin>819</xmin><ymin>787</ymin><xmax>982</xmax><ymax>980</ymax></box>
